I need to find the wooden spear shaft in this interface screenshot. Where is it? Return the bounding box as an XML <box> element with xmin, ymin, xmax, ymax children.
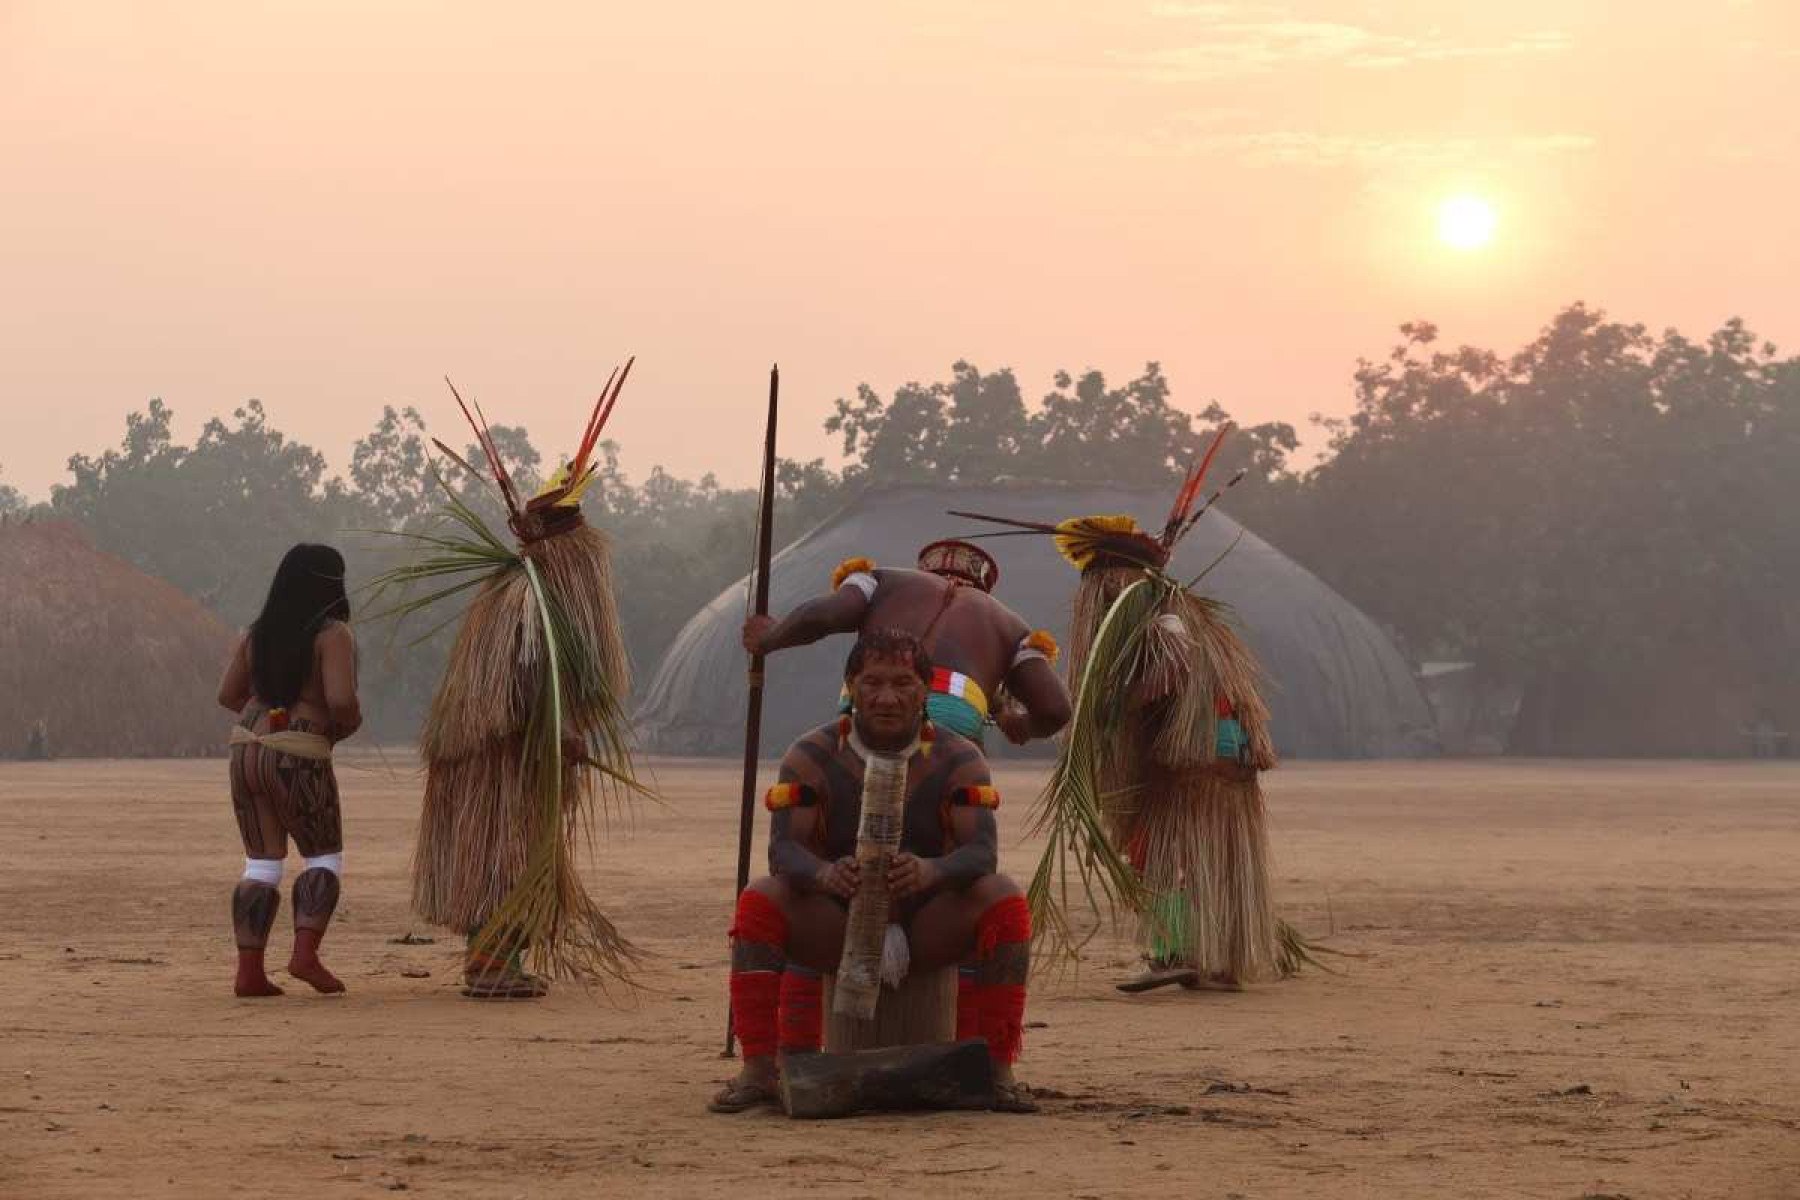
<box><xmin>725</xmin><ymin>363</ymin><xmax>780</xmax><ymax>1057</ymax></box>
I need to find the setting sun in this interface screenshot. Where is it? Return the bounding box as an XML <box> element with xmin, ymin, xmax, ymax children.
<box><xmin>1438</xmin><ymin>195</ymin><xmax>1498</xmax><ymax>250</ymax></box>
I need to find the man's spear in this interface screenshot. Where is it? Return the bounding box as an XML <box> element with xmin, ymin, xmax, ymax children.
<box><xmin>724</xmin><ymin>363</ymin><xmax>779</xmax><ymax>1057</ymax></box>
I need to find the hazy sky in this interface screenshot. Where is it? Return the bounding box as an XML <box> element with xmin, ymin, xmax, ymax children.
<box><xmin>3</xmin><ymin>1</ymin><xmax>1796</xmax><ymax>498</ymax></box>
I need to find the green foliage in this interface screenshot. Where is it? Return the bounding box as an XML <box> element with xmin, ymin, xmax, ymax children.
<box><xmin>0</xmin><ymin>464</ymin><xmax>25</xmax><ymax>517</ymax></box>
<box><xmin>52</xmin><ymin>399</ymin><xmax>362</xmax><ymax>619</ymax></box>
<box><xmin>826</xmin><ymin>359</ymin><xmax>1298</xmax><ymax>490</ymax></box>
<box><xmin>45</xmin><ymin>397</ymin><xmax>850</xmax><ymax>738</ymax></box>
<box><xmin>1267</xmin><ymin>305</ymin><xmax>1800</xmax><ymax>749</ymax></box>
<box><xmin>36</xmin><ymin>305</ymin><xmax>1800</xmax><ymax>752</ymax></box>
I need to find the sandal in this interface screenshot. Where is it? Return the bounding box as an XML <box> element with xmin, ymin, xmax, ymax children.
<box><xmin>1116</xmin><ymin>965</ymin><xmax>1202</xmax><ymax>994</ymax></box>
<box><xmin>992</xmin><ymin>1079</ymin><xmax>1040</xmax><ymax>1114</ymax></box>
<box><xmin>708</xmin><ymin>1077</ymin><xmax>779</xmax><ymax>1114</ymax></box>
<box><xmin>461</xmin><ymin>968</ymin><xmax>551</xmax><ymax>1000</ymax></box>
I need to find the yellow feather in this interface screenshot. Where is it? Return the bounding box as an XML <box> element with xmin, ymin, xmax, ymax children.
<box><xmin>1053</xmin><ymin>515</ymin><xmax>1142</xmax><ymax>570</ymax></box>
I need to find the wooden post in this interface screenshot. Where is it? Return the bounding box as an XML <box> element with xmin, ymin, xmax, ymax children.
<box><xmin>823</xmin><ymin>967</ymin><xmax>958</xmax><ymax>1052</ymax></box>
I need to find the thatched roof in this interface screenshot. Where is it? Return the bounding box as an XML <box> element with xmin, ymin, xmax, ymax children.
<box><xmin>635</xmin><ymin>481</ymin><xmax>1439</xmax><ymax>760</ymax></box>
<box><xmin>0</xmin><ymin>519</ymin><xmax>234</xmax><ymax>758</ymax></box>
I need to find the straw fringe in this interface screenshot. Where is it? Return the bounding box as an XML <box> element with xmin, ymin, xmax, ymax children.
<box><xmin>369</xmin><ymin>473</ymin><xmax>643</xmax><ymax>987</ymax></box>
<box><xmin>1128</xmin><ymin>766</ymin><xmax>1279</xmax><ymax>983</ymax></box>
<box><xmin>1035</xmin><ymin>564</ymin><xmax>1303</xmax><ymax>975</ymax></box>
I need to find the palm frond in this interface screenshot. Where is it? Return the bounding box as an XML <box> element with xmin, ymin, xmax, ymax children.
<box><xmin>1027</xmin><ymin>577</ymin><xmax>1159</xmax><ymax>965</ymax></box>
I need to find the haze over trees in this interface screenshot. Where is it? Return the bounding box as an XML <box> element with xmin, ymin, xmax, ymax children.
<box><xmin>16</xmin><ymin>303</ymin><xmax>1798</xmax><ymax>753</ymax></box>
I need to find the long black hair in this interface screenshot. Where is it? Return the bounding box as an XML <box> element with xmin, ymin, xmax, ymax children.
<box><xmin>249</xmin><ymin>543</ymin><xmax>351</xmax><ymax>707</ymax></box>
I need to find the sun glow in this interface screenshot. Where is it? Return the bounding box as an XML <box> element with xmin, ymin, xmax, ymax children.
<box><xmin>1438</xmin><ymin>195</ymin><xmax>1498</xmax><ymax>250</ymax></box>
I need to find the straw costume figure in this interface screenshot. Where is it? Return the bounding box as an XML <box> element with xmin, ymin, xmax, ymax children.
<box><xmin>370</xmin><ymin>366</ymin><xmax>642</xmax><ymax>999</ymax></box>
<box><xmin>955</xmin><ymin>426</ymin><xmax>1312</xmax><ymax>992</ymax></box>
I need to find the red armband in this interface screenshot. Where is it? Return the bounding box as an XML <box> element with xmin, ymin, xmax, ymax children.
<box><xmin>952</xmin><ymin>785</ymin><xmax>1001</xmax><ymax>810</ymax></box>
<box><xmin>764</xmin><ymin>782</ymin><xmax>819</xmax><ymax>812</ymax></box>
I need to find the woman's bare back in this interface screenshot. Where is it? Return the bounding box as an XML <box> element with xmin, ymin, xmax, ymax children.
<box><xmin>218</xmin><ymin>620</ymin><xmax>362</xmax><ymax>738</ymax></box>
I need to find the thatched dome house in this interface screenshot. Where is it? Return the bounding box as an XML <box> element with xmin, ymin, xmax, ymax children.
<box><xmin>0</xmin><ymin>519</ymin><xmax>234</xmax><ymax>758</ymax></box>
<box><xmin>636</xmin><ymin>482</ymin><xmax>1438</xmax><ymax>759</ymax></box>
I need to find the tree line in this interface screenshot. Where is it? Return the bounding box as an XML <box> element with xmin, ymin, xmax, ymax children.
<box><xmin>7</xmin><ymin>302</ymin><xmax>1796</xmax><ymax>750</ymax></box>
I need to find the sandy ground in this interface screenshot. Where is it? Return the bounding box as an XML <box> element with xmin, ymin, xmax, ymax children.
<box><xmin>2</xmin><ymin>755</ymin><xmax>1797</xmax><ymax>1200</ymax></box>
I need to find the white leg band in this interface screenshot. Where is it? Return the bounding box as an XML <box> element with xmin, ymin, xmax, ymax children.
<box><xmin>303</xmin><ymin>853</ymin><xmax>343</xmax><ymax>876</ymax></box>
<box><xmin>242</xmin><ymin>858</ymin><xmax>284</xmax><ymax>886</ymax></box>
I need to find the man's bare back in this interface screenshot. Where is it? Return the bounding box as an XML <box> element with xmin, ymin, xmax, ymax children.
<box><xmin>859</xmin><ymin>567</ymin><xmax>1025</xmax><ymax>699</ymax></box>
<box><xmin>743</xmin><ymin>547</ymin><xmax>1071</xmax><ymax>745</ymax></box>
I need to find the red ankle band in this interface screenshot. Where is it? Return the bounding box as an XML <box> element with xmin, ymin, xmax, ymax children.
<box><xmin>778</xmin><ymin>970</ymin><xmax>823</xmax><ymax>1053</ymax></box>
<box><xmin>978</xmin><ymin>982</ymin><xmax>1027</xmax><ymax>1065</ymax></box>
<box><xmin>730</xmin><ymin>970</ymin><xmax>781</xmax><ymax>1059</ymax></box>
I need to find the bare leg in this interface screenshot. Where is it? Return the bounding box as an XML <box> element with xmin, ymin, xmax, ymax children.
<box><xmin>229</xmin><ymin>739</ymin><xmax>286</xmax><ymax>998</ymax></box>
<box><xmin>232</xmin><ymin>881</ymin><xmax>284</xmax><ymax>998</ymax></box>
<box><xmin>288</xmin><ymin>865</ymin><xmax>344</xmax><ymax>994</ymax></box>
<box><xmin>285</xmin><ymin>758</ymin><xmax>347</xmax><ymax>995</ymax></box>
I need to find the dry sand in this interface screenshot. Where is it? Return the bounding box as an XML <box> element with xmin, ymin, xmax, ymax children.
<box><xmin>2</xmin><ymin>756</ymin><xmax>1797</xmax><ymax>1199</ymax></box>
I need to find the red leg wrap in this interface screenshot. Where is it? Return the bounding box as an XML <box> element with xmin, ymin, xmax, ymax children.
<box><xmin>973</xmin><ymin>895</ymin><xmax>1031</xmax><ymax>1065</ymax></box>
<box><xmin>728</xmin><ymin>889</ymin><xmax>789</xmax><ymax>1060</ymax></box>
<box><xmin>778</xmin><ymin>970</ymin><xmax>823</xmax><ymax>1054</ymax></box>
<box><xmin>978</xmin><ymin>983</ymin><xmax>1027</xmax><ymax>1066</ymax></box>
<box><xmin>956</xmin><ymin>969</ymin><xmax>979</xmax><ymax>1041</ymax></box>
<box><xmin>975</xmin><ymin>894</ymin><xmax>1031</xmax><ymax>958</ymax></box>
<box><xmin>729</xmin><ymin>889</ymin><xmax>788</xmax><ymax>946</ymax></box>
<box><xmin>730</xmin><ymin>970</ymin><xmax>781</xmax><ymax>1059</ymax></box>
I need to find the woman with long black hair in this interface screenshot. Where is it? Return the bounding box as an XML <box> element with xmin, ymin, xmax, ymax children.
<box><xmin>216</xmin><ymin>543</ymin><xmax>361</xmax><ymax>997</ymax></box>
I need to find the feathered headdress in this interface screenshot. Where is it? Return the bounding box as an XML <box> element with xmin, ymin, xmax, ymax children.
<box><xmin>433</xmin><ymin>360</ymin><xmax>633</xmax><ymax>545</ymax></box>
<box><xmin>948</xmin><ymin>423</ymin><xmax>1246</xmax><ymax>576</ymax></box>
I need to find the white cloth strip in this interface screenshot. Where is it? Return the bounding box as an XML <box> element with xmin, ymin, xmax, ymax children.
<box><xmin>303</xmin><ymin>853</ymin><xmax>344</xmax><ymax>876</ymax></box>
<box><xmin>841</xmin><ymin>571</ymin><xmax>878</xmax><ymax>600</ymax></box>
<box><xmin>879</xmin><ymin>923</ymin><xmax>911</xmax><ymax>988</ymax></box>
<box><xmin>242</xmin><ymin>858</ymin><xmax>284</xmax><ymax>886</ymax></box>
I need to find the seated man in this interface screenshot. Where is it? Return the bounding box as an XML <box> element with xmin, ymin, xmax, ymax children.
<box><xmin>711</xmin><ymin>628</ymin><xmax>1036</xmax><ymax>1114</ymax></box>
<box><xmin>742</xmin><ymin>539</ymin><xmax>1070</xmax><ymax>747</ymax></box>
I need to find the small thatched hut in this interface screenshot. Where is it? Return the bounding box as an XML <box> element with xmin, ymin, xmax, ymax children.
<box><xmin>636</xmin><ymin>482</ymin><xmax>1438</xmax><ymax>759</ymax></box>
<box><xmin>0</xmin><ymin>519</ymin><xmax>234</xmax><ymax>758</ymax></box>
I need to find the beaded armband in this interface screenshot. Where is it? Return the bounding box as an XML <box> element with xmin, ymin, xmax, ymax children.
<box><xmin>951</xmin><ymin>784</ymin><xmax>1001</xmax><ymax>810</ymax></box>
<box><xmin>764</xmin><ymin>782</ymin><xmax>820</xmax><ymax>811</ymax></box>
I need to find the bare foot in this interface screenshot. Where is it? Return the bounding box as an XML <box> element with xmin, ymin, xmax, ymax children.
<box><xmin>287</xmin><ymin>955</ymin><xmax>346</xmax><ymax>994</ymax></box>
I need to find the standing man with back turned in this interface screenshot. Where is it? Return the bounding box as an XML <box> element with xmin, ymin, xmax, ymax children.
<box><xmin>742</xmin><ymin>540</ymin><xmax>1071</xmax><ymax>748</ymax></box>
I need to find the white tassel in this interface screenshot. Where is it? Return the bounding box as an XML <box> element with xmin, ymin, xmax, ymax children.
<box><xmin>879</xmin><ymin>923</ymin><xmax>910</xmax><ymax>988</ymax></box>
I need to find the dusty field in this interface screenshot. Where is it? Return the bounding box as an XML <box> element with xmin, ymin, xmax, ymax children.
<box><xmin>2</xmin><ymin>756</ymin><xmax>1797</xmax><ymax>1199</ymax></box>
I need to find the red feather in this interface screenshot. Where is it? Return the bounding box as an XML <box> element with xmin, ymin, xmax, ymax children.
<box><xmin>444</xmin><ymin>378</ymin><xmax>522</xmax><ymax>521</ymax></box>
<box><xmin>1161</xmin><ymin>424</ymin><xmax>1231</xmax><ymax>543</ymax></box>
<box><xmin>575</xmin><ymin>357</ymin><xmax>634</xmax><ymax>475</ymax></box>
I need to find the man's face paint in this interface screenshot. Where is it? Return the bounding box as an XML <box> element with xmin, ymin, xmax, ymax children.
<box><xmin>849</xmin><ymin>652</ymin><xmax>928</xmax><ymax>749</ymax></box>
